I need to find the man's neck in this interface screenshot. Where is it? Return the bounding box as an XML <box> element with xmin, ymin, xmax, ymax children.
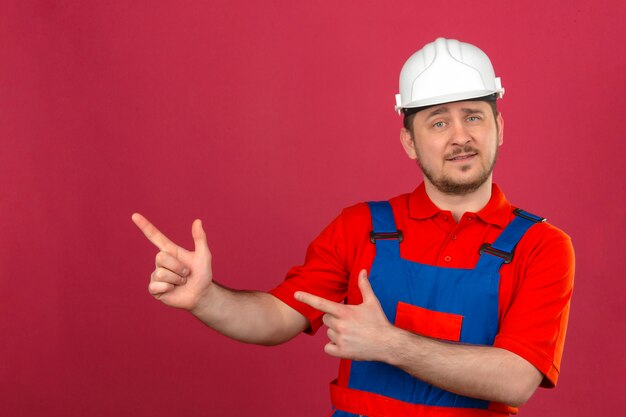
<box><xmin>424</xmin><ymin>179</ymin><xmax>493</xmax><ymax>222</ymax></box>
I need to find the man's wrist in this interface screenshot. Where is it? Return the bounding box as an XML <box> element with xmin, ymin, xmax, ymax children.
<box><xmin>377</xmin><ymin>325</ymin><xmax>419</xmax><ymax>366</ymax></box>
<box><xmin>188</xmin><ymin>281</ymin><xmax>220</xmax><ymax>320</ymax></box>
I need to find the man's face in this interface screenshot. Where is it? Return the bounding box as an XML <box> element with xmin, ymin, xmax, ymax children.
<box><xmin>400</xmin><ymin>100</ymin><xmax>504</xmax><ymax>195</ymax></box>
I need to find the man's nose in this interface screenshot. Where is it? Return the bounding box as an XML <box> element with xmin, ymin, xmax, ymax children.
<box><xmin>450</xmin><ymin>121</ymin><xmax>471</xmax><ymax>146</ymax></box>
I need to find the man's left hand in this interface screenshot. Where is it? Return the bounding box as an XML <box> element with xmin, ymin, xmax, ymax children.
<box><xmin>295</xmin><ymin>269</ymin><xmax>395</xmax><ymax>361</ymax></box>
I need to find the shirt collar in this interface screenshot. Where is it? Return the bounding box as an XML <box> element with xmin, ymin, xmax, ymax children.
<box><xmin>409</xmin><ymin>182</ymin><xmax>511</xmax><ymax>228</ymax></box>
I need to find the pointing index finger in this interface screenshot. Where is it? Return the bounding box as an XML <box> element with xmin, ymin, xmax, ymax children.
<box><xmin>295</xmin><ymin>291</ymin><xmax>343</xmax><ymax>316</ymax></box>
<box><xmin>131</xmin><ymin>213</ymin><xmax>179</xmax><ymax>253</ymax></box>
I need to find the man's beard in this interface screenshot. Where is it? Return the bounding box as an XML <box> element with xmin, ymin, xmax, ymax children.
<box><xmin>416</xmin><ymin>143</ymin><xmax>498</xmax><ymax>196</ymax></box>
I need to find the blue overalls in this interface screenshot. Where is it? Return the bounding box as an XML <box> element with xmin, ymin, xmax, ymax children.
<box><xmin>329</xmin><ymin>201</ymin><xmax>544</xmax><ymax>417</ymax></box>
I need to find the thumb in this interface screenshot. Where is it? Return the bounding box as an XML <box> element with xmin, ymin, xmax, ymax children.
<box><xmin>357</xmin><ymin>269</ymin><xmax>376</xmax><ymax>303</ymax></box>
<box><xmin>191</xmin><ymin>219</ymin><xmax>210</xmax><ymax>256</ymax></box>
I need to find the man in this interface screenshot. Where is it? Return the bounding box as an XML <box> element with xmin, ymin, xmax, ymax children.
<box><xmin>132</xmin><ymin>38</ymin><xmax>574</xmax><ymax>416</ymax></box>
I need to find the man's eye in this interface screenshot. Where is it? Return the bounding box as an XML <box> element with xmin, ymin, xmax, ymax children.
<box><xmin>433</xmin><ymin>121</ymin><xmax>446</xmax><ymax>128</ymax></box>
<box><xmin>467</xmin><ymin>116</ymin><xmax>481</xmax><ymax>122</ymax></box>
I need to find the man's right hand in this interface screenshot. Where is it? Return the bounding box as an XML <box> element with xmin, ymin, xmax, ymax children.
<box><xmin>131</xmin><ymin>213</ymin><xmax>213</xmax><ymax>312</ymax></box>
<box><xmin>132</xmin><ymin>213</ymin><xmax>309</xmax><ymax>345</ymax></box>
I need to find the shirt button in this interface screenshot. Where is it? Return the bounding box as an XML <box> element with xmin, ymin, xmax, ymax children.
<box><xmin>444</xmin><ymin>255</ymin><xmax>452</xmax><ymax>262</ymax></box>
<box><xmin>451</xmin><ymin>234</ymin><xmax>458</xmax><ymax>240</ymax></box>
<box><xmin>443</xmin><ymin>215</ymin><xmax>448</xmax><ymax>221</ymax></box>
<box><xmin>467</xmin><ymin>216</ymin><xmax>474</xmax><ymax>221</ymax></box>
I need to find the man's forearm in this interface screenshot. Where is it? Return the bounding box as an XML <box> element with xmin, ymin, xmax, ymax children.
<box><xmin>381</xmin><ymin>326</ymin><xmax>543</xmax><ymax>407</ymax></box>
<box><xmin>189</xmin><ymin>282</ymin><xmax>308</xmax><ymax>346</ymax></box>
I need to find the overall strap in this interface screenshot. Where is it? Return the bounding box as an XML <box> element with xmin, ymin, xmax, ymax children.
<box><xmin>476</xmin><ymin>208</ymin><xmax>545</xmax><ymax>270</ymax></box>
<box><xmin>367</xmin><ymin>201</ymin><xmax>402</xmax><ymax>258</ymax></box>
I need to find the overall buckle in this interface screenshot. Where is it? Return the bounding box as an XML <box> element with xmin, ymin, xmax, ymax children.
<box><xmin>370</xmin><ymin>231</ymin><xmax>403</xmax><ymax>243</ymax></box>
<box><xmin>479</xmin><ymin>243</ymin><xmax>513</xmax><ymax>263</ymax></box>
<box><xmin>513</xmin><ymin>208</ymin><xmax>546</xmax><ymax>223</ymax></box>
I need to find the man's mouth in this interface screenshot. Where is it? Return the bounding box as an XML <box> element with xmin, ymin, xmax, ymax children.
<box><xmin>446</xmin><ymin>152</ymin><xmax>477</xmax><ymax>161</ymax></box>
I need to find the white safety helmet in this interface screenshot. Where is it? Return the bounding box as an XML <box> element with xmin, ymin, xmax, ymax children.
<box><xmin>395</xmin><ymin>37</ymin><xmax>504</xmax><ymax>115</ymax></box>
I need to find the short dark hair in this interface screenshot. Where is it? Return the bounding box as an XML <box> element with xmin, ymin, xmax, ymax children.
<box><xmin>403</xmin><ymin>99</ymin><xmax>499</xmax><ymax>135</ymax></box>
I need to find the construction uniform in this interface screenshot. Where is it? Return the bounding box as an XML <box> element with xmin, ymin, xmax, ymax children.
<box><xmin>270</xmin><ymin>183</ymin><xmax>574</xmax><ymax>416</ymax></box>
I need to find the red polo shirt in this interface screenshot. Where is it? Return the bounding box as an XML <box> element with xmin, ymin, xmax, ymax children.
<box><xmin>269</xmin><ymin>183</ymin><xmax>574</xmax><ymax>389</ymax></box>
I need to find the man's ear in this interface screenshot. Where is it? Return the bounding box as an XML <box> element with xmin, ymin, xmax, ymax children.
<box><xmin>400</xmin><ymin>128</ymin><xmax>418</xmax><ymax>160</ymax></box>
<box><xmin>497</xmin><ymin>113</ymin><xmax>504</xmax><ymax>146</ymax></box>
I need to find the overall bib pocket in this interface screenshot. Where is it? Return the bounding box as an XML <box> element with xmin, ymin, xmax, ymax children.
<box><xmin>395</xmin><ymin>301</ymin><xmax>463</xmax><ymax>342</ymax></box>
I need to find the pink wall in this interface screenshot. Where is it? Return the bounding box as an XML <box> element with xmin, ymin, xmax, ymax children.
<box><xmin>1</xmin><ymin>1</ymin><xmax>624</xmax><ymax>415</ymax></box>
